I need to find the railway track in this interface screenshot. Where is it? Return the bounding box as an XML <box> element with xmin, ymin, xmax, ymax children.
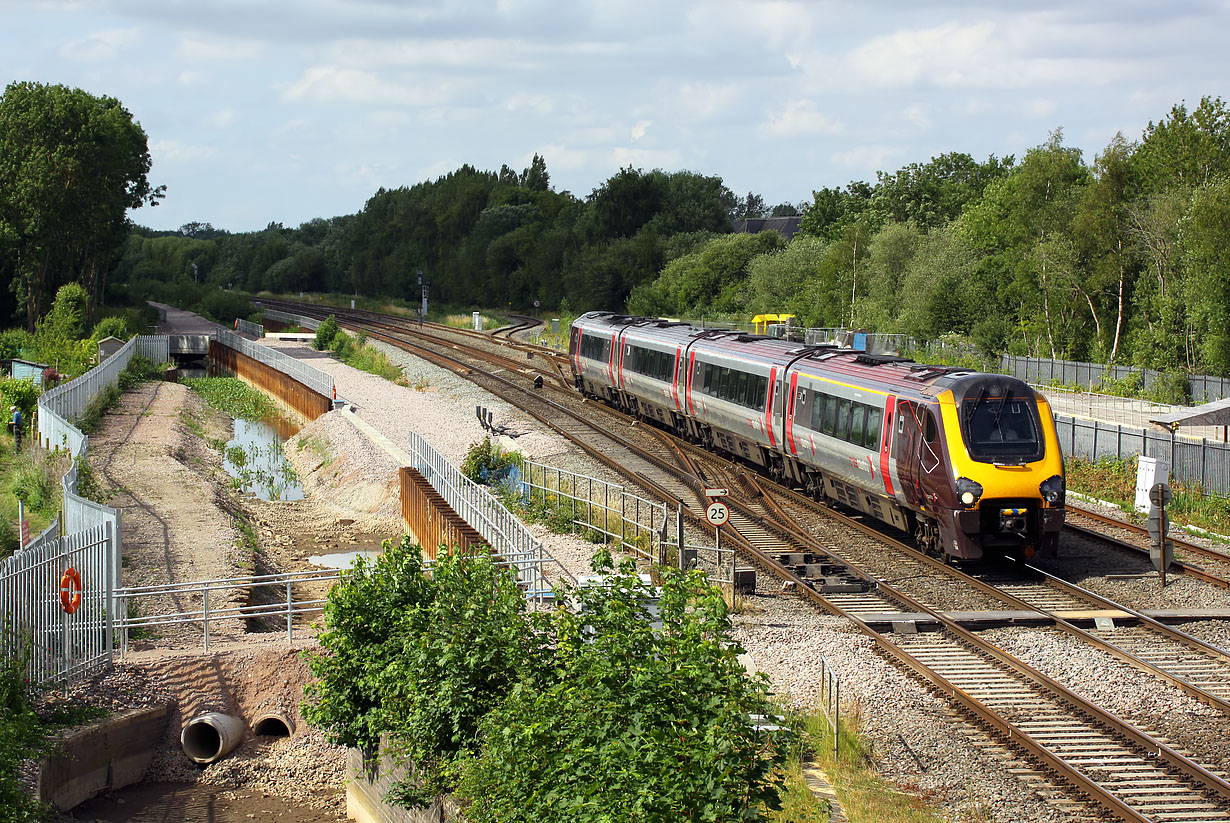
<box><xmin>263</xmin><ymin>299</ymin><xmax>1230</xmax><ymax>820</ymax></box>
<box><xmin>1067</xmin><ymin>504</ymin><xmax>1230</xmax><ymax>590</ymax></box>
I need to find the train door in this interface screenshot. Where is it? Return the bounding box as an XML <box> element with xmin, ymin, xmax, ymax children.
<box><xmin>895</xmin><ymin>401</ymin><xmax>945</xmax><ymax>508</ymax></box>
<box><xmin>895</xmin><ymin>400</ymin><xmax>923</xmax><ymax>507</ymax></box>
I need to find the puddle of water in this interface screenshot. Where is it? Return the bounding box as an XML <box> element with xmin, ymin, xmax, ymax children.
<box><xmin>223</xmin><ymin>418</ymin><xmax>304</xmax><ymax>502</ymax></box>
<box><xmin>308</xmin><ymin>550</ymin><xmax>382</xmax><ymax>569</ymax></box>
<box><xmin>70</xmin><ymin>781</ymin><xmax>341</xmax><ymax>822</ymax></box>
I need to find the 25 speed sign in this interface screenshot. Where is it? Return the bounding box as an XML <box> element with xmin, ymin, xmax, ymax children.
<box><xmin>704</xmin><ymin>500</ymin><xmax>730</xmax><ymax>526</ymax></box>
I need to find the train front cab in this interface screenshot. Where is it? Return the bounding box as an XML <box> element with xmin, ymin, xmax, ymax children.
<box><xmin>921</xmin><ymin>378</ymin><xmax>1065</xmax><ymax>561</ymax></box>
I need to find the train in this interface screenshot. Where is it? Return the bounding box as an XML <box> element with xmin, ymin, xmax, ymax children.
<box><xmin>569</xmin><ymin>312</ymin><xmax>1065</xmax><ymax>562</ymax></box>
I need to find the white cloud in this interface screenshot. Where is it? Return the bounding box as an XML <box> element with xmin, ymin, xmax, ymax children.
<box><xmin>278</xmin><ymin>66</ymin><xmax>451</xmax><ymax>106</ymax></box>
<box><xmin>178</xmin><ymin>33</ymin><xmax>265</xmax><ymax>63</ymax></box>
<box><xmin>205</xmin><ymin>108</ymin><xmax>237</xmax><ymax>129</ymax></box>
<box><xmin>533</xmin><ymin>144</ymin><xmax>587</xmax><ymax>172</ymax></box>
<box><xmin>904</xmin><ymin>103</ymin><xmax>931</xmax><ymax>130</ymax></box>
<box><xmin>630</xmin><ymin>119</ymin><xmax>651</xmax><ymax>141</ymax></box>
<box><xmin>150</xmin><ymin>139</ymin><xmax>217</xmax><ymax>164</ymax></box>
<box><xmin>178</xmin><ymin>69</ymin><xmax>205</xmax><ymax>86</ymax></box>
<box><xmin>757</xmin><ymin>100</ymin><xmax>844</xmax><ymax>139</ymax></box>
<box><xmin>1024</xmin><ymin>97</ymin><xmax>1058</xmax><ymax>118</ymax></box>
<box><xmin>59</xmin><ymin>28</ymin><xmax>140</xmax><ymax>62</ymax></box>
<box><xmin>502</xmin><ymin>92</ymin><xmax>556</xmax><ymax>115</ymax></box>
<box><xmin>674</xmin><ymin>81</ymin><xmax>744</xmax><ymax>121</ymax></box>
<box><xmin>611</xmin><ymin>146</ymin><xmax>682</xmax><ymax>168</ymax></box>
<box><xmin>831</xmin><ymin>145</ymin><xmax>899</xmax><ymax>172</ymax></box>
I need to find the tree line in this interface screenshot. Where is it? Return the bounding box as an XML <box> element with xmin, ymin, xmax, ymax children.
<box><xmin>6</xmin><ymin>80</ymin><xmax>1229</xmax><ymax>377</ymax></box>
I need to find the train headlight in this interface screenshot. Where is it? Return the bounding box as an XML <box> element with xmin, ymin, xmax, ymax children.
<box><xmin>956</xmin><ymin>477</ymin><xmax>983</xmax><ymax>507</ymax></box>
<box><xmin>1039</xmin><ymin>475</ymin><xmax>1065</xmax><ymax>505</ymax></box>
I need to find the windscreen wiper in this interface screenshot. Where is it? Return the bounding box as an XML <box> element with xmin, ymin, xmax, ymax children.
<box><xmin>991</xmin><ymin>387</ymin><xmax>1013</xmax><ymax>436</ymax></box>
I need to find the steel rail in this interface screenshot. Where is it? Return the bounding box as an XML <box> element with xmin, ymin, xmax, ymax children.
<box><xmin>1066</xmin><ymin>503</ymin><xmax>1230</xmax><ymax>589</ymax></box>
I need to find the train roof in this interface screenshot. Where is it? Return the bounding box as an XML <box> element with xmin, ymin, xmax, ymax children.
<box><xmin>573</xmin><ymin>312</ymin><xmax>1035</xmax><ymax>400</ymax></box>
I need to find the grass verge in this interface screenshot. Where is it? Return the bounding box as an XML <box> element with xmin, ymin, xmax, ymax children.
<box><xmin>1066</xmin><ymin>455</ymin><xmax>1230</xmax><ymax>537</ymax></box>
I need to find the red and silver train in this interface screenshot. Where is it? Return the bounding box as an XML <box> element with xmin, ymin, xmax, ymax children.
<box><xmin>569</xmin><ymin>312</ymin><xmax>1065</xmax><ymax>561</ymax></box>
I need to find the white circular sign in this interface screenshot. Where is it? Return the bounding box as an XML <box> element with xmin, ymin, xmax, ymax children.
<box><xmin>705</xmin><ymin>500</ymin><xmax>730</xmax><ymax>527</ymax></box>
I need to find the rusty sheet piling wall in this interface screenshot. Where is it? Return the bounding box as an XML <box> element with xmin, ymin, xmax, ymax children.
<box><xmin>400</xmin><ymin>467</ymin><xmax>486</xmax><ymax>560</ymax></box>
<box><xmin>210</xmin><ymin>340</ymin><xmax>332</xmax><ymax>421</ymax></box>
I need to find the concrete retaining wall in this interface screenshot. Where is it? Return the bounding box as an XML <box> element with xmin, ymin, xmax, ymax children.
<box><xmin>38</xmin><ymin>703</ymin><xmax>172</xmax><ymax>811</ymax></box>
<box><xmin>346</xmin><ymin>745</ymin><xmax>466</xmax><ymax>823</ymax></box>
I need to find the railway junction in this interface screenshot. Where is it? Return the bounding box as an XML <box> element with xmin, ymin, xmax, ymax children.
<box><xmin>36</xmin><ymin>300</ymin><xmax>1230</xmax><ymax>823</ymax></box>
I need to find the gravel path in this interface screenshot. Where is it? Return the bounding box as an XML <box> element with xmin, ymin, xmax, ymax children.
<box><xmin>86</xmin><ymin>381</ymin><xmax>246</xmax><ymax>636</ymax></box>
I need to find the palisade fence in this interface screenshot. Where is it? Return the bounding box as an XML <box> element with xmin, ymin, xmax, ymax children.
<box><xmin>4</xmin><ymin>330</ymin><xmax>336</xmax><ymax>684</ymax></box>
<box><xmin>1054</xmin><ymin>414</ymin><xmax>1230</xmax><ymax>496</ymax></box>
<box><xmin>0</xmin><ymin>524</ymin><xmax>116</xmax><ymax>684</ymax></box>
<box><xmin>407</xmin><ymin>431</ymin><xmax>556</xmax><ymax>598</ymax></box>
<box><xmin>1001</xmin><ymin>355</ymin><xmax>1230</xmax><ymax>404</ymax></box>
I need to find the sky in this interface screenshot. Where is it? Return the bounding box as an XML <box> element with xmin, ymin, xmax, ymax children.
<box><xmin>3</xmin><ymin>1</ymin><xmax>1227</xmax><ymax>233</ymax></box>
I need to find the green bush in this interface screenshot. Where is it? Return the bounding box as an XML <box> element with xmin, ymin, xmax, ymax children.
<box><xmin>0</xmin><ymin>330</ymin><xmax>32</xmax><ymax>361</ymax></box>
<box><xmin>303</xmin><ymin>541</ymin><xmax>793</xmax><ymax>820</ymax></box>
<box><xmin>8</xmin><ymin>451</ymin><xmax>59</xmax><ymax>517</ymax></box>
<box><xmin>458</xmin><ymin>553</ymin><xmax>791</xmax><ymax>822</ymax></box>
<box><xmin>461</xmin><ymin>438</ymin><xmax>521</xmax><ymax>485</ymax></box>
<box><xmin>313</xmin><ymin>316</ymin><xmax>340</xmax><ymax>351</ymax></box>
<box><xmin>1144</xmin><ymin>371</ymin><xmax>1191</xmax><ymax>405</ymax></box>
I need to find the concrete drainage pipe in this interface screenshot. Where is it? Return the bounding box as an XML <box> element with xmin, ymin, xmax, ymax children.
<box><xmin>252</xmin><ymin>712</ymin><xmax>293</xmax><ymax>737</ymax></box>
<box><xmin>181</xmin><ymin>713</ymin><xmax>245</xmax><ymax>764</ymax></box>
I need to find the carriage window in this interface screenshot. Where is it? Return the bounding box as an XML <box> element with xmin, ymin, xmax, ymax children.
<box><xmin>736</xmin><ymin>372</ymin><xmax>750</xmax><ymax>406</ymax></box>
<box><xmin>834</xmin><ymin>399</ymin><xmax>852</xmax><ymax>441</ymax></box>
<box><xmin>923</xmin><ymin>410</ymin><xmax>937</xmax><ymax>443</ymax></box>
<box><xmin>822</xmin><ymin>395</ymin><xmax>838</xmax><ymax>435</ymax></box>
<box><xmin>864</xmin><ymin>407</ymin><xmax>883</xmax><ymax>449</ymax></box>
<box><xmin>847</xmin><ymin>404</ymin><xmax>865</xmax><ymax>445</ymax></box>
<box><xmin>704</xmin><ymin>363</ymin><xmax>714</xmax><ymax>391</ymax></box>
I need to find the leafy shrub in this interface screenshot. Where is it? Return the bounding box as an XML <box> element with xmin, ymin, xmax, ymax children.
<box><xmin>330</xmin><ymin>330</ymin><xmax>352</xmax><ymax>358</ymax></box>
<box><xmin>458</xmin><ymin>553</ymin><xmax>791</xmax><ymax>822</ymax></box>
<box><xmin>0</xmin><ymin>329</ymin><xmax>32</xmax><ymax>361</ymax></box>
<box><xmin>0</xmin><ymin>648</ymin><xmax>49</xmax><ymax>822</ymax></box>
<box><xmin>90</xmin><ymin>316</ymin><xmax>130</xmax><ymax>341</ymax></box>
<box><xmin>0</xmin><ymin>378</ymin><xmax>40</xmax><ymax>429</ymax></box>
<box><xmin>461</xmin><ymin>438</ymin><xmax>521</xmax><ymax>485</ymax></box>
<box><xmin>197</xmin><ymin>289</ymin><xmax>255</xmax><ymax>326</ymax></box>
<box><xmin>1144</xmin><ymin>371</ymin><xmax>1191</xmax><ymax>405</ymax></box>
<box><xmin>313</xmin><ymin>316</ymin><xmax>340</xmax><ymax>351</ymax></box>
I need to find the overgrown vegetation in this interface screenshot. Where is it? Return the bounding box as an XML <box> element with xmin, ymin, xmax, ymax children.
<box><xmin>310</xmin><ymin>314</ymin><xmax>403</xmax><ymax>382</ymax></box>
<box><xmin>181</xmin><ymin>377</ymin><xmax>279</xmax><ymax>421</ymax></box>
<box><xmin>1067</xmin><ymin>455</ymin><xmax>1230</xmax><ymax>536</ymax></box>
<box><xmin>0</xmin><ymin>647</ymin><xmax>108</xmax><ymax>823</ymax></box>
<box><xmin>460</xmin><ymin>438</ymin><xmax>521</xmax><ymax>486</ymax></box>
<box><xmin>303</xmin><ymin>540</ymin><xmax>793</xmax><ymax>820</ymax></box>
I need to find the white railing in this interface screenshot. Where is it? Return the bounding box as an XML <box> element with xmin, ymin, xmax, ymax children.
<box><xmin>261</xmin><ymin>307</ymin><xmax>320</xmax><ymax>331</ymax></box>
<box><xmin>520</xmin><ymin>459</ymin><xmax>665</xmax><ymax>567</ymax></box>
<box><xmin>408</xmin><ymin>431</ymin><xmax>553</xmax><ymax>599</ymax></box>
<box><xmin>216</xmin><ymin>328</ymin><xmax>333</xmax><ymax>398</ymax></box>
<box><xmin>39</xmin><ymin>337</ymin><xmax>141</xmax><ymax>435</ymax></box>
<box><xmin>117</xmin><ymin>568</ymin><xmax>341</xmax><ymax>655</ymax></box>
<box><xmin>0</xmin><ymin>523</ymin><xmax>117</xmax><ymax>683</ymax></box>
<box><xmin>235</xmin><ymin>318</ymin><xmax>264</xmax><ymax>339</ymax></box>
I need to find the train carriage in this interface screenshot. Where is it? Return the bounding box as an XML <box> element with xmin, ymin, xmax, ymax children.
<box><xmin>569</xmin><ymin>312</ymin><xmax>1064</xmax><ymax>561</ymax></box>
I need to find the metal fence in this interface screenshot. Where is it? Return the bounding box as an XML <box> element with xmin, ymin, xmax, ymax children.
<box><xmin>408</xmin><ymin>431</ymin><xmax>553</xmax><ymax>598</ymax></box>
<box><xmin>1054</xmin><ymin>414</ymin><xmax>1230</xmax><ymax>495</ymax></box>
<box><xmin>260</xmin><ymin>307</ymin><xmax>320</xmax><ymax>331</ymax></box>
<box><xmin>216</xmin><ymin>328</ymin><xmax>333</xmax><ymax>398</ymax></box>
<box><xmin>117</xmin><ymin>568</ymin><xmax>340</xmax><ymax>655</ymax></box>
<box><xmin>0</xmin><ymin>523</ymin><xmax>117</xmax><ymax>683</ymax></box>
<box><xmin>520</xmin><ymin>460</ymin><xmax>668</xmax><ymax>565</ymax></box>
<box><xmin>517</xmin><ymin>459</ymin><xmax>729</xmax><ymax>584</ymax></box>
<box><xmin>235</xmin><ymin>318</ymin><xmax>264</xmax><ymax>339</ymax></box>
<box><xmin>1003</xmin><ymin>355</ymin><xmax>1230</xmax><ymax>404</ymax></box>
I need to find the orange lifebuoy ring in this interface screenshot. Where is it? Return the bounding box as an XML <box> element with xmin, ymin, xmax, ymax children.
<box><xmin>60</xmin><ymin>567</ymin><xmax>82</xmax><ymax>614</ymax></box>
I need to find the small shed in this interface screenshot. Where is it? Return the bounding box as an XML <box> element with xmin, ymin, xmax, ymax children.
<box><xmin>97</xmin><ymin>336</ymin><xmax>125</xmax><ymax>362</ymax></box>
<box><xmin>3</xmin><ymin>358</ymin><xmax>50</xmax><ymax>387</ymax></box>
